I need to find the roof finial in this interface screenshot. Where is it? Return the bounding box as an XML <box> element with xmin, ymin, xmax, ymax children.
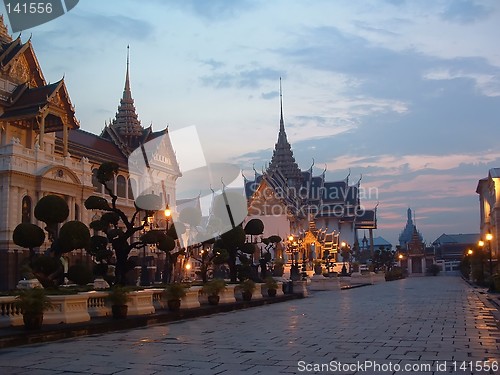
<box><xmin>125</xmin><ymin>45</ymin><xmax>130</xmax><ymax>94</ymax></box>
<box><xmin>279</xmin><ymin>77</ymin><xmax>284</xmax><ymax>133</ymax></box>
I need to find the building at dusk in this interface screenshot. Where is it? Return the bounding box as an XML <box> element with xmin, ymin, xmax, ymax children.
<box><xmin>397</xmin><ymin>208</ymin><xmax>435</xmax><ymax>275</ymax></box>
<box><xmin>476</xmin><ymin>169</ymin><xmax>500</xmax><ymax>276</ymax></box>
<box><xmin>0</xmin><ymin>19</ymin><xmax>179</xmax><ymax>289</ymax></box>
<box><xmin>244</xmin><ymin>84</ymin><xmax>377</xmax><ymax>264</ymax></box>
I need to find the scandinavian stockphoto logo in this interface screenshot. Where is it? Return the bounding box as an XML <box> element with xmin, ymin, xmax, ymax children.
<box><xmin>3</xmin><ymin>0</ymin><xmax>79</xmax><ymax>33</ymax></box>
<box><xmin>128</xmin><ymin>126</ymin><xmax>248</xmax><ymax>248</ymax></box>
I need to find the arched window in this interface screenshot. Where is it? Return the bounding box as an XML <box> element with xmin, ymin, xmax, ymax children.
<box><xmin>128</xmin><ymin>178</ymin><xmax>137</xmax><ymax>200</ymax></box>
<box><xmin>91</xmin><ymin>169</ymin><xmax>101</xmax><ymax>192</ymax></box>
<box><xmin>117</xmin><ymin>175</ymin><xmax>126</xmax><ymax>198</ymax></box>
<box><xmin>21</xmin><ymin>196</ymin><xmax>32</xmax><ymax>223</ymax></box>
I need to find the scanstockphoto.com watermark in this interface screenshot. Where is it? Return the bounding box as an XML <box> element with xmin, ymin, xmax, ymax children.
<box><xmin>297</xmin><ymin>360</ymin><xmax>499</xmax><ymax>373</ymax></box>
<box><xmin>3</xmin><ymin>0</ymin><xmax>79</xmax><ymax>33</ymax></box>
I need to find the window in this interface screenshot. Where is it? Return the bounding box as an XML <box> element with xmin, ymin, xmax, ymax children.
<box><xmin>128</xmin><ymin>178</ymin><xmax>136</xmax><ymax>200</ymax></box>
<box><xmin>75</xmin><ymin>203</ymin><xmax>80</xmax><ymax>221</ymax></box>
<box><xmin>21</xmin><ymin>196</ymin><xmax>32</xmax><ymax>223</ymax></box>
<box><xmin>91</xmin><ymin>169</ymin><xmax>101</xmax><ymax>192</ymax></box>
<box><xmin>117</xmin><ymin>175</ymin><xmax>126</xmax><ymax>198</ymax></box>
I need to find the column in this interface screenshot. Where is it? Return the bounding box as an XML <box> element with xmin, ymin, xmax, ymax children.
<box><xmin>369</xmin><ymin>228</ymin><xmax>374</xmax><ymax>257</ymax></box>
<box><xmin>62</xmin><ymin>124</ymin><xmax>68</xmax><ymax>157</ymax></box>
<box><xmin>38</xmin><ymin>114</ymin><xmax>45</xmax><ymax>151</ymax></box>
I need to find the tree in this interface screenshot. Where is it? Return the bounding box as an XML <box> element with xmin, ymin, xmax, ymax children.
<box><xmin>372</xmin><ymin>246</ymin><xmax>396</xmax><ymax>272</ymax></box>
<box><xmin>217</xmin><ymin>225</ymin><xmax>247</xmax><ymax>282</ymax></box>
<box><xmin>13</xmin><ymin>195</ymin><xmax>90</xmax><ymax>287</ymax></box>
<box><xmin>85</xmin><ymin>162</ymin><xmax>174</xmax><ymax>285</ymax></box>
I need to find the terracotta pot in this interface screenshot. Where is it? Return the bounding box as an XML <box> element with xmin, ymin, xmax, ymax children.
<box><xmin>242</xmin><ymin>291</ymin><xmax>252</xmax><ymax>301</ymax></box>
<box><xmin>314</xmin><ymin>265</ymin><xmax>323</xmax><ymax>275</ymax></box>
<box><xmin>112</xmin><ymin>304</ymin><xmax>128</xmax><ymax>319</ymax></box>
<box><xmin>167</xmin><ymin>299</ymin><xmax>181</xmax><ymax>311</ymax></box>
<box><xmin>23</xmin><ymin>313</ymin><xmax>43</xmax><ymax>330</ymax></box>
<box><xmin>267</xmin><ymin>288</ymin><xmax>277</xmax><ymax>297</ymax></box>
<box><xmin>207</xmin><ymin>295</ymin><xmax>220</xmax><ymax>305</ymax></box>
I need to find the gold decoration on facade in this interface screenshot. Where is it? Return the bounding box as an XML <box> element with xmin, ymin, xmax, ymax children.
<box><xmin>9</xmin><ymin>54</ymin><xmax>30</xmax><ymax>83</ymax></box>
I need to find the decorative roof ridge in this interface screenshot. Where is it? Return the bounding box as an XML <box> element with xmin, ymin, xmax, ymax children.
<box><xmin>0</xmin><ymin>15</ymin><xmax>13</xmax><ymax>44</ymax></box>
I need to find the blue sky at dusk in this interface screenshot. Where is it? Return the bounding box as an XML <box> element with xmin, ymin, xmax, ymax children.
<box><xmin>2</xmin><ymin>0</ymin><xmax>500</xmax><ymax>244</ymax></box>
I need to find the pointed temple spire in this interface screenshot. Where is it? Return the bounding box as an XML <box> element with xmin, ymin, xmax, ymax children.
<box><xmin>101</xmin><ymin>45</ymin><xmax>144</xmax><ymax>154</ymax></box>
<box><xmin>0</xmin><ymin>15</ymin><xmax>13</xmax><ymax>44</ymax></box>
<box><xmin>124</xmin><ymin>45</ymin><xmax>131</xmax><ymax>98</ymax></box>
<box><xmin>279</xmin><ymin>77</ymin><xmax>284</xmax><ymax>133</ymax></box>
<box><xmin>114</xmin><ymin>45</ymin><xmax>142</xmax><ymax>138</ymax></box>
<box><xmin>267</xmin><ymin>78</ymin><xmax>303</xmax><ymax>183</ymax></box>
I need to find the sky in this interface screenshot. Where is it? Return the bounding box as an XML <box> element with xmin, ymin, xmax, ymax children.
<box><xmin>2</xmin><ymin>0</ymin><xmax>500</xmax><ymax>245</ymax></box>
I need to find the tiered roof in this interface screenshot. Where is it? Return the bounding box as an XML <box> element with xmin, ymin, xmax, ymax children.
<box><xmin>101</xmin><ymin>47</ymin><xmax>150</xmax><ymax>156</ymax></box>
<box><xmin>245</xmin><ymin>80</ymin><xmax>376</xmax><ymax>229</ymax></box>
<box><xmin>267</xmin><ymin>79</ymin><xmax>302</xmax><ymax>182</ymax></box>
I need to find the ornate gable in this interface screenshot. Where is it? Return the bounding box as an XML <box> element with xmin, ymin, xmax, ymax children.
<box><xmin>248</xmin><ymin>179</ymin><xmax>289</xmax><ymax>216</ymax></box>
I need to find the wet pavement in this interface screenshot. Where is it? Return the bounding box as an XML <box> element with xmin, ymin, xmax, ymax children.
<box><xmin>0</xmin><ymin>276</ymin><xmax>498</xmax><ymax>374</ymax></box>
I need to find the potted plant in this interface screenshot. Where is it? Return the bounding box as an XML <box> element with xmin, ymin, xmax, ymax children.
<box><xmin>239</xmin><ymin>279</ymin><xmax>256</xmax><ymax>301</ymax></box>
<box><xmin>202</xmin><ymin>279</ymin><xmax>226</xmax><ymax>305</ymax></box>
<box><xmin>15</xmin><ymin>287</ymin><xmax>53</xmax><ymax>330</ymax></box>
<box><xmin>313</xmin><ymin>260</ymin><xmax>323</xmax><ymax>275</ymax></box>
<box><xmin>272</xmin><ymin>259</ymin><xmax>285</xmax><ymax>277</ymax></box>
<box><xmin>106</xmin><ymin>285</ymin><xmax>130</xmax><ymax>319</ymax></box>
<box><xmin>163</xmin><ymin>283</ymin><xmax>188</xmax><ymax>311</ymax></box>
<box><xmin>264</xmin><ymin>276</ymin><xmax>278</xmax><ymax>297</ymax></box>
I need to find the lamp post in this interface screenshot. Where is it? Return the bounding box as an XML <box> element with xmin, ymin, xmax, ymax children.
<box><xmin>486</xmin><ymin>232</ymin><xmax>494</xmax><ymax>291</ymax></box>
<box><xmin>340</xmin><ymin>241</ymin><xmax>350</xmax><ymax>275</ymax></box>
<box><xmin>140</xmin><ymin>215</ymin><xmax>153</xmax><ymax>286</ymax></box>
<box><xmin>164</xmin><ymin>205</ymin><xmax>171</xmax><ymax>231</ymax></box>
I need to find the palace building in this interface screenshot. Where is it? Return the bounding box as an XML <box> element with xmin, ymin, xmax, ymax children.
<box><xmin>0</xmin><ymin>17</ymin><xmax>180</xmax><ymax>289</ymax></box>
<box><xmin>244</xmin><ymin>82</ymin><xmax>377</xmax><ymax>263</ymax></box>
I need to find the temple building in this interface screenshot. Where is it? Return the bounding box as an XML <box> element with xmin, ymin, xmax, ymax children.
<box><xmin>398</xmin><ymin>208</ymin><xmax>423</xmax><ymax>248</ymax></box>
<box><xmin>397</xmin><ymin>208</ymin><xmax>435</xmax><ymax>275</ymax></box>
<box><xmin>245</xmin><ymin>81</ymin><xmax>377</xmax><ymax>263</ymax></box>
<box><xmin>476</xmin><ymin>169</ymin><xmax>500</xmax><ymax>275</ymax></box>
<box><xmin>0</xmin><ymin>19</ymin><xmax>180</xmax><ymax>289</ymax></box>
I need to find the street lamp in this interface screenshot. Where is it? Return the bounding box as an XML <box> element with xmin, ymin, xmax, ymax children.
<box><xmin>140</xmin><ymin>215</ymin><xmax>153</xmax><ymax>286</ymax></box>
<box><xmin>486</xmin><ymin>232</ymin><xmax>494</xmax><ymax>291</ymax></box>
<box><xmin>164</xmin><ymin>205</ymin><xmax>171</xmax><ymax>230</ymax></box>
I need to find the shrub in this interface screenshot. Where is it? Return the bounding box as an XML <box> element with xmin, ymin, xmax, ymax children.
<box><xmin>426</xmin><ymin>264</ymin><xmax>441</xmax><ymax>276</ymax></box>
<box><xmin>67</xmin><ymin>264</ymin><xmax>93</xmax><ymax>286</ymax></box>
<box><xmin>264</xmin><ymin>276</ymin><xmax>278</xmax><ymax>290</ymax></box>
<box><xmin>240</xmin><ymin>279</ymin><xmax>256</xmax><ymax>293</ymax></box>
<box><xmin>385</xmin><ymin>267</ymin><xmax>404</xmax><ymax>281</ymax></box>
<box><xmin>163</xmin><ymin>283</ymin><xmax>188</xmax><ymax>301</ymax></box>
<box><xmin>15</xmin><ymin>288</ymin><xmax>53</xmax><ymax>314</ymax></box>
<box><xmin>202</xmin><ymin>279</ymin><xmax>226</xmax><ymax>296</ymax></box>
<box><xmin>106</xmin><ymin>285</ymin><xmax>131</xmax><ymax>306</ymax></box>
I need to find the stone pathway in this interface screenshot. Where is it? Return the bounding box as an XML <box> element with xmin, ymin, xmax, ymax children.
<box><xmin>0</xmin><ymin>277</ymin><xmax>498</xmax><ymax>374</ymax></box>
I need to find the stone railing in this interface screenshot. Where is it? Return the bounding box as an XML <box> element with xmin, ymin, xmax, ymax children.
<box><xmin>0</xmin><ymin>280</ymin><xmax>300</xmax><ymax>328</ymax></box>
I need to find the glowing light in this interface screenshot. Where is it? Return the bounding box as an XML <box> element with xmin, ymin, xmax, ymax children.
<box><xmin>185</xmin><ymin>263</ymin><xmax>191</xmax><ymax>270</ymax></box>
<box><xmin>288</xmin><ymin>235</ymin><xmax>294</xmax><ymax>241</ymax></box>
<box><xmin>398</xmin><ymin>254</ymin><xmax>403</xmax><ymax>259</ymax></box>
<box><xmin>164</xmin><ymin>205</ymin><xmax>171</xmax><ymax>218</ymax></box>
<box><xmin>467</xmin><ymin>249</ymin><xmax>473</xmax><ymax>255</ymax></box>
<box><xmin>478</xmin><ymin>240</ymin><xmax>485</xmax><ymax>247</ymax></box>
<box><xmin>486</xmin><ymin>232</ymin><xmax>493</xmax><ymax>241</ymax></box>
<box><xmin>341</xmin><ymin>241</ymin><xmax>346</xmax><ymax>248</ymax></box>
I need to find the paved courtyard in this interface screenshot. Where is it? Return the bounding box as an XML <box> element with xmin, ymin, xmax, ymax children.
<box><xmin>0</xmin><ymin>277</ymin><xmax>498</xmax><ymax>375</ymax></box>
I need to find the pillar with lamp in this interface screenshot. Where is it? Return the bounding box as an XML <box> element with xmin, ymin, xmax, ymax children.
<box><xmin>340</xmin><ymin>241</ymin><xmax>351</xmax><ymax>275</ymax></box>
<box><xmin>288</xmin><ymin>235</ymin><xmax>300</xmax><ymax>281</ymax></box>
<box><xmin>157</xmin><ymin>205</ymin><xmax>172</xmax><ymax>283</ymax></box>
<box><xmin>139</xmin><ymin>214</ymin><xmax>154</xmax><ymax>286</ymax></box>
<box><xmin>485</xmin><ymin>232</ymin><xmax>495</xmax><ymax>291</ymax></box>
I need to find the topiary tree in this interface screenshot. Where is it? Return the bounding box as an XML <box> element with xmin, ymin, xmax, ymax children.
<box><xmin>217</xmin><ymin>225</ymin><xmax>246</xmax><ymax>282</ymax></box>
<box><xmin>84</xmin><ymin>162</ymin><xmax>177</xmax><ymax>285</ymax></box>
<box><xmin>13</xmin><ymin>195</ymin><xmax>91</xmax><ymax>287</ymax></box>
